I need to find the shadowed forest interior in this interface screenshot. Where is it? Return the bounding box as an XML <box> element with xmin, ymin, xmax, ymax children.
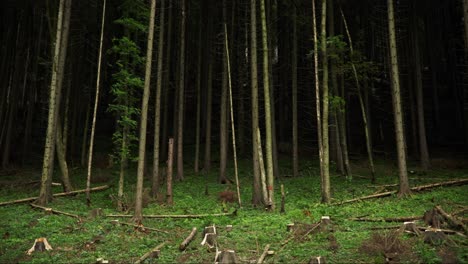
<box><xmin>0</xmin><ymin>0</ymin><xmax>467</xmax><ymax>263</ymax></box>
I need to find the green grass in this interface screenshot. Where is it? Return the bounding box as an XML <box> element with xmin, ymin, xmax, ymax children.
<box><xmin>0</xmin><ymin>158</ymin><xmax>467</xmax><ymax>263</ymax></box>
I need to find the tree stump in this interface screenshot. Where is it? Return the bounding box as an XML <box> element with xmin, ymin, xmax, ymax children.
<box><xmin>201</xmin><ymin>225</ymin><xmax>217</xmax><ymax>250</ymax></box>
<box><xmin>308</xmin><ymin>256</ymin><xmax>326</xmax><ymax>264</ymax></box>
<box><xmin>399</xmin><ymin>221</ymin><xmax>422</xmax><ymax>236</ymax></box>
<box><xmin>26</xmin><ymin>237</ymin><xmax>53</xmax><ymax>255</ymax></box>
<box><xmin>215</xmin><ymin>249</ymin><xmax>239</xmax><ymax>264</ymax></box>
<box><xmin>424</xmin><ymin>229</ymin><xmax>446</xmax><ymax>245</ymax></box>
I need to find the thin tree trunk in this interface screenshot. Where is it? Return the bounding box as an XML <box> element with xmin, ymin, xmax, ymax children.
<box><xmin>411</xmin><ymin>11</ymin><xmax>430</xmax><ymax>171</ymax></box>
<box><xmin>194</xmin><ymin>10</ymin><xmax>202</xmax><ymax>173</ymax></box>
<box><xmin>312</xmin><ymin>0</ymin><xmax>323</xmax><ymax>185</ymax></box>
<box><xmin>339</xmin><ymin>71</ymin><xmax>351</xmax><ymax>177</ymax></box>
<box><xmin>256</xmin><ymin>128</ymin><xmax>269</xmax><ymax>206</ymax></box>
<box><xmin>152</xmin><ymin>0</ymin><xmax>166</xmax><ymax>198</ymax></box>
<box><xmin>134</xmin><ymin>0</ymin><xmax>156</xmax><ymax>224</ymax></box>
<box><xmin>36</xmin><ymin>0</ymin><xmax>71</xmax><ymax>206</ymax></box>
<box><xmin>259</xmin><ymin>0</ymin><xmax>275</xmax><ymax>210</ymax></box>
<box><xmin>117</xmin><ymin>126</ymin><xmax>128</xmax><ymax>211</ymax></box>
<box><xmin>250</xmin><ymin>0</ymin><xmax>262</xmax><ymax>206</ymax></box>
<box><xmin>167</xmin><ymin>138</ymin><xmax>174</xmax><ymax>206</ymax></box>
<box><xmin>387</xmin><ymin>0</ymin><xmax>410</xmax><ymax>196</ymax></box>
<box><xmin>161</xmin><ymin>1</ymin><xmax>173</xmax><ymax>163</ymax></box>
<box><xmin>220</xmin><ymin>0</ymin><xmax>229</xmax><ymax>184</ymax></box>
<box><xmin>320</xmin><ymin>0</ymin><xmax>331</xmax><ymax>203</ymax></box>
<box><xmin>80</xmin><ymin>102</ymin><xmax>91</xmax><ymax>167</ymax></box>
<box><xmin>86</xmin><ymin>0</ymin><xmax>106</xmax><ymax>206</ymax></box>
<box><xmin>225</xmin><ymin>24</ymin><xmax>242</xmax><ymax>207</ymax></box>
<box><xmin>340</xmin><ymin>8</ymin><xmax>375</xmax><ymax>183</ymax></box>
<box><xmin>204</xmin><ymin>58</ymin><xmax>213</xmax><ymax>173</ymax></box>
<box><xmin>292</xmin><ymin>3</ymin><xmax>299</xmax><ymax>178</ymax></box>
<box><xmin>176</xmin><ymin>0</ymin><xmax>186</xmax><ymax>181</ymax></box>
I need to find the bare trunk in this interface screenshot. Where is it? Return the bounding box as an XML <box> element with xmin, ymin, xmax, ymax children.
<box><xmin>176</xmin><ymin>0</ymin><xmax>186</xmax><ymax>181</ymax></box>
<box><xmin>250</xmin><ymin>0</ymin><xmax>262</xmax><ymax>206</ymax></box>
<box><xmin>86</xmin><ymin>0</ymin><xmax>106</xmax><ymax>206</ymax></box>
<box><xmin>291</xmin><ymin>4</ymin><xmax>299</xmax><ymax>178</ymax></box>
<box><xmin>219</xmin><ymin>0</ymin><xmax>229</xmax><ymax>184</ymax></box>
<box><xmin>134</xmin><ymin>0</ymin><xmax>156</xmax><ymax>224</ymax></box>
<box><xmin>167</xmin><ymin>138</ymin><xmax>174</xmax><ymax>206</ymax></box>
<box><xmin>152</xmin><ymin>0</ymin><xmax>166</xmax><ymax>197</ymax></box>
<box><xmin>387</xmin><ymin>0</ymin><xmax>410</xmax><ymax>196</ymax></box>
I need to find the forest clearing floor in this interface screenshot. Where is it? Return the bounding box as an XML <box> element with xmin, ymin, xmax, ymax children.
<box><xmin>0</xmin><ymin>158</ymin><xmax>467</xmax><ymax>263</ymax></box>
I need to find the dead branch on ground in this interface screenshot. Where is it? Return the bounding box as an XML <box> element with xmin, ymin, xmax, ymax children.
<box><xmin>179</xmin><ymin>227</ymin><xmax>197</xmax><ymax>251</ymax></box>
<box><xmin>107</xmin><ymin>209</ymin><xmax>237</xmax><ymax>219</ymax></box>
<box><xmin>134</xmin><ymin>241</ymin><xmax>166</xmax><ymax>264</ymax></box>
<box><xmin>30</xmin><ymin>203</ymin><xmax>81</xmax><ymax>219</ymax></box>
<box><xmin>0</xmin><ymin>185</ymin><xmax>109</xmax><ymax>206</ymax></box>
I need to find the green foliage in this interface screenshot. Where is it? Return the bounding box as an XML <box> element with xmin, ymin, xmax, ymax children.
<box><xmin>0</xmin><ymin>162</ymin><xmax>466</xmax><ymax>263</ymax></box>
<box><xmin>107</xmin><ymin>0</ymin><xmax>148</xmax><ymax>166</ymax></box>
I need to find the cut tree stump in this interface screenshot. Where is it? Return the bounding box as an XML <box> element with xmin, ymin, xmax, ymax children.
<box><xmin>215</xmin><ymin>249</ymin><xmax>239</xmax><ymax>264</ymax></box>
<box><xmin>106</xmin><ymin>209</ymin><xmax>236</xmax><ymax>219</ymax></box>
<box><xmin>179</xmin><ymin>227</ymin><xmax>197</xmax><ymax>251</ymax></box>
<box><xmin>424</xmin><ymin>229</ymin><xmax>446</xmax><ymax>245</ymax></box>
<box><xmin>335</xmin><ymin>179</ymin><xmax>468</xmax><ymax>205</ymax></box>
<box><xmin>134</xmin><ymin>241</ymin><xmax>166</xmax><ymax>264</ymax></box>
<box><xmin>399</xmin><ymin>221</ymin><xmax>422</xmax><ymax>236</ymax></box>
<box><xmin>0</xmin><ymin>185</ymin><xmax>109</xmax><ymax>206</ymax></box>
<box><xmin>308</xmin><ymin>256</ymin><xmax>326</xmax><ymax>264</ymax></box>
<box><xmin>201</xmin><ymin>225</ymin><xmax>217</xmax><ymax>250</ymax></box>
<box><xmin>26</xmin><ymin>237</ymin><xmax>53</xmax><ymax>255</ymax></box>
<box><xmin>30</xmin><ymin>203</ymin><xmax>81</xmax><ymax>219</ymax></box>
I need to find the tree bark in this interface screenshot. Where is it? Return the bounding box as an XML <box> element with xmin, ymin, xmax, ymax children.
<box><xmin>56</xmin><ymin>116</ymin><xmax>73</xmax><ymax>192</ymax></box>
<box><xmin>36</xmin><ymin>0</ymin><xmax>71</xmax><ymax>206</ymax></box>
<box><xmin>387</xmin><ymin>0</ymin><xmax>411</xmax><ymax>196</ymax></box>
<box><xmin>167</xmin><ymin>138</ymin><xmax>174</xmax><ymax>206</ymax></box>
<box><xmin>134</xmin><ymin>0</ymin><xmax>156</xmax><ymax>224</ymax></box>
<box><xmin>259</xmin><ymin>0</ymin><xmax>274</xmax><ymax>210</ymax></box>
<box><xmin>152</xmin><ymin>0</ymin><xmax>166</xmax><ymax>198</ymax></box>
<box><xmin>251</xmin><ymin>0</ymin><xmax>262</xmax><ymax>206</ymax></box>
<box><xmin>194</xmin><ymin>9</ymin><xmax>202</xmax><ymax>173</ymax></box>
<box><xmin>219</xmin><ymin>0</ymin><xmax>229</xmax><ymax>184</ymax></box>
<box><xmin>292</xmin><ymin>3</ymin><xmax>299</xmax><ymax>178</ymax></box>
<box><xmin>411</xmin><ymin>8</ymin><xmax>430</xmax><ymax>171</ymax></box>
<box><xmin>176</xmin><ymin>0</ymin><xmax>186</xmax><ymax>181</ymax></box>
<box><xmin>86</xmin><ymin>0</ymin><xmax>106</xmax><ymax>206</ymax></box>
<box><xmin>320</xmin><ymin>0</ymin><xmax>331</xmax><ymax>203</ymax></box>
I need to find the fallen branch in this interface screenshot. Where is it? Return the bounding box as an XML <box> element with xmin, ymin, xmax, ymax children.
<box><xmin>179</xmin><ymin>227</ymin><xmax>197</xmax><ymax>251</ymax></box>
<box><xmin>110</xmin><ymin>220</ymin><xmax>169</xmax><ymax>234</ymax></box>
<box><xmin>350</xmin><ymin>216</ymin><xmax>422</xmax><ymax>222</ymax></box>
<box><xmin>0</xmin><ymin>185</ymin><xmax>110</xmax><ymax>206</ymax></box>
<box><xmin>336</xmin><ymin>179</ymin><xmax>468</xmax><ymax>205</ymax></box>
<box><xmin>107</xmin><ymin>209</ymin><xmax>237</xmax><ymax>219</ymax></box>
<box><xmin>411</xmin><ymin>179</ymin><xmax>468</xmax><ymax>192</ymax></box>
<box><xmin>30</xmin><ymin>203</ymin><xmax>81</xmax><ymax>219</ymax></box>
<box><xmin>134</xmin><ymin>241</ymin><xmax>166</xmax><ymax>264</ymax></box>
<box><xmin>257</xmin><ymin>244</ymin><xmax>270</xmax><ymax>264</ymax></box>
<box><xmin>435</xmin><ymin>205</ymin><xmax>468</xmax><ymax>234</ymax></box>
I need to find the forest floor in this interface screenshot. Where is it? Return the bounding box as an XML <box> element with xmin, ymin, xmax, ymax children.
<box><xmin>0</xmin><ymin>157</ymin><xmax>467</xmax><ymax>263</ymax></box>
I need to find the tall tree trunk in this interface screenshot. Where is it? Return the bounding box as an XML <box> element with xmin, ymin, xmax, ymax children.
<box><xmin>194</xmin><ymin>8</ymin><xmax>202</xmax><ymax>173</ymax></box>
<box><xmin>411</xmin><ymin>11</ymin><xmax>430</xmax><ymax>171</ymax></box>
<box><xmin>259</xmin><ymin>0</ymin><xmax>274</xmax><ymax>209</ymax></box>
<box><xmin>86</xmin><ymin>0</ymin><xmax>106</xmax><ymax>206</ymax></box>
<box><xmin>225</xmin><ymin>23</ymin><xmax>242</xmax><ymax>207</ymax></box>
<box><xmin>250</xmin><ymin>0</ymin><xmax>262</xmax><ymax>206</ymax></box>
<box><xmin>176</xmin><ymin>0</ymin><xmax>186</xmax><ymax>181</ymax></box>
<box><xmin>36</xmin><ymin>0</ymin><xmax>71</xmax><ymax>206</ymax></box>
<box><xmin>204</xmin><ymin>57</ymin><xmax>213</xmax><ymax>173</ymax></box>
<box><xmin>387</xmin><ymin>0</ymin><xmax>410</xmax><ymax>196</ymax></box>
<box><xmin>291</xmin><ymin>3</ymin><xmax>299</xmax><ymax>178</ymax></box>
<box><xmin>160</xmin><ymin>1</ymin><xmax>173</xmax><ymax>163</ymax></box>
<box><xmin>220</xmin><ymin>0</ymin><xmax>229</xmax><ymax>184</ymax></box>
<box><xmin>313</xmin><ymin>0</ymin><xmax>324</xmax><ymax>184</ymax></box>
<box><xmin>152</xmin><ymin>0</ymin><xmax>166</xmax><ymax>198</ymax></box>
<box><xmin>464</xmin><ymin>0</ymin><xmax>468</xmax><ymax>148</ymax></box>
<box><xmin>134</xmin><ymin>0</ymin><xmax>156</xmax><ymax>224</ymax></box>
<box><xmin>320</xmin><ymin>0</ymin><xmax>331</xmax><ymax>203</ymax></box>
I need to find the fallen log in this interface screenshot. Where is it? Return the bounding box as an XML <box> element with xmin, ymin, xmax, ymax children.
<box><xmin>0</xmin><ymin>185</ymin><xmax>109</xmax><ymax>206</ymax></box>
<box><xmin>257</xmin><ymin>244</ymin><xmax>270</xmax><ymax>264</ymax></box>
<box><xmin>434</xmin><ymin>205</ymin><xmax>468</xmax><ymax>234</ymax></box>
<box><xmin>336</xmin><ymin>179</ymin><xmax>468</xmax><ymax>205</ymax></box>
<box><xmin>107</xmin><ymin>209</ymin><xmax>237</xmax><ymax>219</ymax></box>
<box><xmin>179</xmin><ymin>227</ymin><xmax>197</xmax><ymax>251</ymax></box>
<box><xmin>110</xmin><ymin>220</ymin><xmax>169</xmax><ymax>234</ymax></box>
<box><xmin>350</xmin><ymin>216</ymin><xmax>422</xmax><ymax>222</ymax></box>
<box><xmin>30</xmin><ymin>203</ymin><xmax>81</xmax><ymax>219</ymax></box>
<box><xmin>134</xmin><ymin>241</ymin><xmax>166</xmax><ymax>264</ymax></box>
